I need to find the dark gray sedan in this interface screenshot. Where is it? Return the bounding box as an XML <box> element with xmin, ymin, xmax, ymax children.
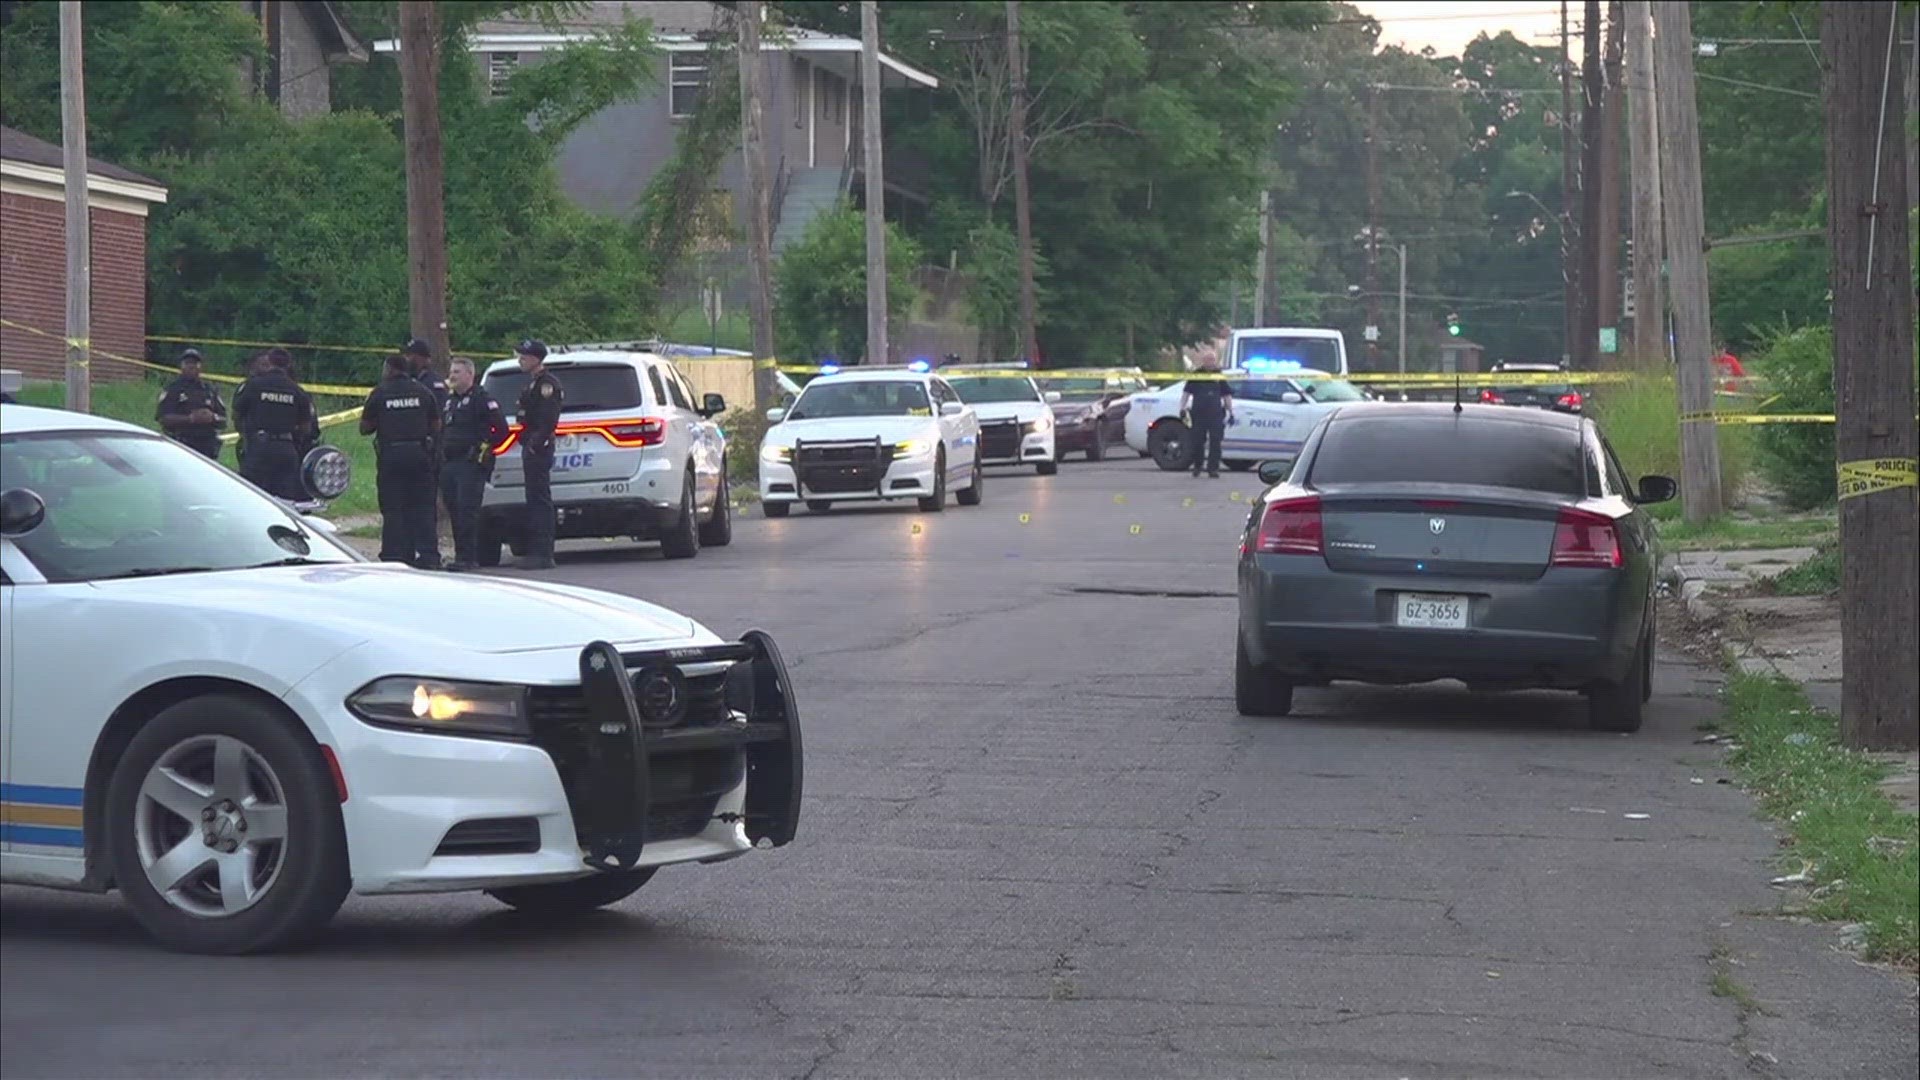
<box><xmin>1234</xmin><ymin>402</ymin><xmax>1676</xmax><ymax>732</ymax></box>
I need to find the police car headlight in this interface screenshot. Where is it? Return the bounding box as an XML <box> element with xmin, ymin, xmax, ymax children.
<box><xmin>347</xmin><ymin>678</ymin><xmax>529</xmax><ymax>738</ymax></box>
<box><xmin>893</xmin><ymin>439</ymin><xmax>934</xmax><ymax>459</ymax></box>
<box><xmin>761</xmin><ymin>444</ymin><xmax>793</xmax><ymax>464</ymax></box>
<box><xmin>1025</xmin><ymin>415</ymin><xmax>1052</xmax><ymax>434</ymax></box>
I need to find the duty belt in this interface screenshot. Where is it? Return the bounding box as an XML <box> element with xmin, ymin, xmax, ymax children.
<box><xmin>379</xmin><ymin>437</ymin><xmax>433</xmax><ymax>448</ymax></box>
<box><xmin>247</xmin><ymin>431</ymin><xmax>295</xmax><ymax>442</ymax></box>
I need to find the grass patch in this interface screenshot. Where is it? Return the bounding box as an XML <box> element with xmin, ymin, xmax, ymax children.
<box><xmin>13</xmin><ymin>376</ymin><xmax>379</xmax><ymax>518</ymax></box>
<box><xmin>1656</xmin><ymin>514</ymin><xmax>1838</xmax><ymax>553</ymax></box>
<box><xmin>1590</xmin><ymin>373</ymin><xmax>1753</xmax><ymax>498</ymax></box>
<box><xmin>1721</xmin><ymin>671</ymin><xmax>1919</xmax><ymax>969</ymax></box>
<box><xmin>1758</xmin><ymin>544</ymin><xmax>1841</xmax><ymax>596</ymax></box>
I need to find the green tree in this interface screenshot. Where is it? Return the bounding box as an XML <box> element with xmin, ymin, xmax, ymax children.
<box><xmin>775</xmin><ymin>206</ymin><xmax>922</xmax><ymax>363</ymax></box>
<box><xmin>1691</xmin><ymin>1</ymin><xmax>1826</xmax><ymax>238</ymax></box>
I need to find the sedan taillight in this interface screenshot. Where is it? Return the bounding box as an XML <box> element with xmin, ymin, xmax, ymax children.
<box><xmin>1256</xmin><ymin>496</ymin><xmax>1324</xmax><ymax>556</ymax></box>
<box><xmin>1557</xmin><ymin>391</ymin><xmax>1583</xmax><ymax>410</ymax></box>
<box><xmin>1550</xmin><ymin>507</ymin><xmax>1622</xmax><ymax>569</ymax></box>
<box><xmin>1480</xmin><ymin>389</ymin><xmax>1504</xmax><ymax>404</ymax></box>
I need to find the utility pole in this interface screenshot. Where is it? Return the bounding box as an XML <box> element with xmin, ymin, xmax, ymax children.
<box><xmin>1253</xmin><ymin>189</ymin><xmax>1270</xmax><ymax>326</ymax></box>
<box><xmin>737</xmin><ymin>1</ymin><xmax>778</xmax><ymax>407</ymax></box>
<box><xmin>859</xmin><ymin>0</ymin><xmax>889</xmax><ymax>365</ymax></box>
<box><xmin>1006</xmin><ymin>1</ymin><xmax>1040</xmax><ymax>366</ymax></box>
<box><xmin>58</xmin><ymin>1</ymin><xmax>90</xmax><ymax>413</ymax></box>
<box><xmin>1577</xmin><ymin>0</ymin><xmax>1603</xmax><ymax>369</ymax></box>
<box><xmin>1559</xmin><ymin>0</ymin><xmax>1580</xmax><ymax>368</ymax></box>
<box><xmin>1364</xmin><ymin>85</ymin><xmax>1382</xmax><ymax>367</ymax></box>
<box><xmin>1823</xmin><ymin>2</ymin><xmax>1918</xmax><ymax>751</ymax></box>
<box><xmin>1650</xmin><ymin>1</ymin><xmax>1721</xmax><ymax>523</ymax></box>
<box><xmin>397</xmin><ymin>2</ymin><xmax>450</xmax><ymax>367</ymax></box>
<box><xmin>1623</xmin><ymin>0</ymin><xmax>1665</xmax><ymax>367</ymax></box>
<box><xmin>1594</xmin><ymin>0</ymin><xmax>1623</xmax><ymax>367</ymax></box>
<box><xmin>1395</xmin><ymin>243</ymin><xmax>1407</xmax><ymax>375</ymax></box>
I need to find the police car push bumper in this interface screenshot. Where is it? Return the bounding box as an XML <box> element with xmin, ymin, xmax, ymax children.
<box><xmin>759</xmin><ymin>438</ymin><xmax>944</xmax><ymax>504</ymax></box>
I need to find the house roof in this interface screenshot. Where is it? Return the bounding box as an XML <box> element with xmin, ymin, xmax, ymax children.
<box><xmin>0</xmin><ymin>125</ymin><xmax>167</xmax><ymax>192</ymax></box>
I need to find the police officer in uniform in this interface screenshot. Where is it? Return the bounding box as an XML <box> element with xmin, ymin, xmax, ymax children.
<box><xmin>404</xmin><ymin>337</ymin><xmax>452</xmax><ymax>530</ymax></box>
<box><xmin>268</xmin><ymin>347</ymin><xmax>320</xmax><ymax>460</ymax></box>
<box><xmin>155</xmin><ymin>348</ymin><xmax>228</xmax><ymax>460</ymax></box>
<box><xmin>360</xmin><ymin>353</ymin><xmax>444</xmax><ymax>568</ymax></box>
<box><xmin>232</xmin><ymin>351</ymin><xmax>314</xmax><ymax>499</ymax></box>
<box><xmin>1179</xmin><ymin>357</ymin><xmax>1235</xmax><ymax>479</ymax></box>
<box><xmin>439</xmin><ymin>357</ymin><xmax>510</xmax><ymax>571</ymax></box>
<box><xmin>514</xmin><ymin>339</ymin><xmax>563</xmax><ymax>570</ymax></box>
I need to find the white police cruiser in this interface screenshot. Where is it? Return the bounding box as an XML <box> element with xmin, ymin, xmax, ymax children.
<box><xmin>942</xmin><ymin>363</ymin><xmax>1060</xmax><ymax>475</ymax></box>
<box><xmin>480</xmin><ymin>347</ymin><xmax>731</xmax><ymax>564</ymax></box>
<box><xmin>1123</xmin><ymin>364</ymin><xmax>1368</xmax><ymax>472</ymax></box>
<box><xmin>757</xmin><ymin>363</ymin><xmax>984</xmax><ymax>516</ymax></box>
<box><xmin>0</xmin><ymin>403</ymin><xmax>803</xmax><ymax>954</ymax></box>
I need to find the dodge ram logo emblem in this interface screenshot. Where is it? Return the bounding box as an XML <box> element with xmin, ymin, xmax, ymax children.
<box><xmin>1429</xmin><ymin>517</ymin><xmax>1447</xmax><ymax>535</ymax></box>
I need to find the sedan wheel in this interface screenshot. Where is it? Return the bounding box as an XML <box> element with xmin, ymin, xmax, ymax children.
<box><xmin>1588</xmin><ymin>631</ymin><xmax>1648</xmax><ymax>733</ymax></box>
<box><xmin>1235</xmin><ymin>634</ymin><xmax>1294</xmax><ymax>717</ymax></box>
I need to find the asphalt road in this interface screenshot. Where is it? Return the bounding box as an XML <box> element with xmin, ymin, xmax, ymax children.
<box><xmin>4</xmin><ymin>459</ymin><xmax>1914</xmax><ymax>1079</ymax></box>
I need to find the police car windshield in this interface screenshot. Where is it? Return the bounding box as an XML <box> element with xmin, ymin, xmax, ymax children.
<box><xmin>0</xmin><ymin>432</ymin><xmax>356</xmax><ymax>584</ymax></box>
<box><xmin>484</xmin><ymin>364</ymin><xmax>645</xmax><ymax>414</ymax></box>
<box><xmin>1300</xmin><ymin>378</ymin><xmax>1367</xmax><ymax>403</ymax></box>
<box><xmin>788</xmin><ymin>380</ymin><xmax>931</xmax><ymax>419</ymax></box>
<box><xmin>947</xmin><ymin>377</ymin><xmax>1040</xmax><ymax>404</ymax></box>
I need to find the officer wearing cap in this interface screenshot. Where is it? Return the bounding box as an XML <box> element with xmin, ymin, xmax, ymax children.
<box><xmin>439</xmin><ymin>356</ymin><xmax>510</xmax><ymax>571</ymax></box>
<box><xmin>514</xmin><ymin>338</ymin><xmax>563</xmax><ymax>570</ymax></box>
<box><xmin>360</xmin><ymin>353</ymin><xmax>444</xmax><ymax>567</ymax></box>
<box><xmin>404</xmin><ymin>337</ymin><xmax>452</xmax><ymax>526</ymax></box>
<box><xmin>232</xmin><ymin>351</ymin><xmax>314</xmax><ymax>499</ymax></box>
<box><xmin>267</xmin><ymin>347</ymin><xmax>320</xmax><ymax>460</ymax></box>
<box><xmin>155</xmin><ymin>348</ymin><xmax>228</xmax><ymax>460</ymax></box>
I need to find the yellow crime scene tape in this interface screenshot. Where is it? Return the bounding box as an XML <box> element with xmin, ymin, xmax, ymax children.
<box><xmin>3</xmin><ymin>319</ymin><xmax>377</xmax><ymax>397</ymax></box>
<box><xmin>774</xmin><ymin>362</ymin><xmax>1636</xmax><ymax>388</ymax></box>
<box><xmin>1836</xmin><ymin>457</ymin><xmax>1918</xmax><ymax>501</ymax></box>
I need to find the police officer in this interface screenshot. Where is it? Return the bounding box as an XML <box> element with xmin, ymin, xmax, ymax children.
<box><xmin>404</xmin><ymin>337</ymin><xmax>450</xmax><ymax>411</ymax></box>
<box><xmin>267</xmin><ymin>347</ymin><xmax>320</xmax><ymax>460</ymax></box>
<box><xmin>514</xmin><ymin>339</ymin><xmax>563</xmax><ymax>570</ymax></box>
<box><xmin>232</xmin><ymin>351</ymin><xmax>314</xmax><ymax>499</ymax></box>
<box><xmin>1179</xmin><ymin>355</ymin><xmax>1234</xmax><ymax>479</ymax></box>
<box><xmin>360</xmin><ymin>353</ymin><xmax>444</xmax><ymax>568</ymax></box>
<box><xmin>439</xmin><ymin>357</ymin><xmax>510</xmax><ymax>571</ymax></box>
<box><xmin>155</xmin><ymin>348</ymin><xmax>228</xmax><ymax>460</ymax></box>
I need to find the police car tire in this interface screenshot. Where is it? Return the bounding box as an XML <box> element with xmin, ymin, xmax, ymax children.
<box><xmin>105</xmin><ymin>694</ymin><xmax>349</xmax><ymax>955</ymax></box>
<box><xmin>477</xmin><ymin>522</ymin><xmax>504</xmax><ymax>567</ymax></box>
<box><xmin>698</xmin><ymin>471</ymin><xmax>733</xmax><ymax>547</ymax></box>
<box><xmin>1226</xmin><ymin>460</ymin><xmax>1256</xmax><ymax>472</ymax></box>
<box><xmin>1149</xmin><ymin>421</ymin><xmax>1190</xmax><ymax>472</ymax></box>
<box><xmin>1087</xmin><ymin>432</ymin><xmax>1106</xmax><ymax>462</ymax></box>
<box><xmin>917</xmin><ymin>448</ymin><xmax>947</xmax><ymax>512</ymax></box>
<box><xmin>1036</xmin><ymin>459</ymin><xmax>1059</xmax><ymax>476</ymax></box>
<box><xmin>660</xmin><ymin>472</ymin><xmax>700</xmax><ymax>560</ymax></box>
<box><xmin>763</xmin><ymin>500</ymin><xmax>791</xmax><ymax>518</ymax></box>
<box><xmin>956</xmin><ymin>453</ymin><xmax>984</xmax><ymax>506</ymax></box>
<box><xmin>485</xmin><ymin>867</ymin><xmax>657</xmax><ymax>915</ymax></box>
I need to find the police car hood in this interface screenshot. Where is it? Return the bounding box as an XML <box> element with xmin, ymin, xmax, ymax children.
<box><xmin>90</xmin><ymin>564</ymin><xmax>699</xmax><ymax>653</ymax></box>
<box><xmin>765</xmin><ymin>415</ymin><xmax>938</xmax><ymax>446</ymax></box>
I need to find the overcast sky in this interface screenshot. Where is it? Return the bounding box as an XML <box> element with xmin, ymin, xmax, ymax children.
<box><xmin>1348</xmin><ymin>2</ymin><xmax>1570</xmax><ymax>56</ymax></box>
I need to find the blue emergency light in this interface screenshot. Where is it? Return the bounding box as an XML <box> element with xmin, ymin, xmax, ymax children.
<box><xmin>819</xmin><ymin>363</ymin><xmax>842</xmax><ymax>375</ymax></box>
<box><xmin>908</xmin><ymin>359</ymin><xmax>931</xmax><ymax>373</ymax></box>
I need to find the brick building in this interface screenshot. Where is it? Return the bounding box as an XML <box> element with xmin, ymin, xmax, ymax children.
<box><xmin>0</xmin><ymin>126</ymin><xmax>168</xmax><ymax>383</ymax></box>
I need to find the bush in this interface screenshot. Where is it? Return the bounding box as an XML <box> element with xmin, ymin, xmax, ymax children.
<box><xmin>719</xmin><ymin>407</ymin><xmax>773</xmax><ymax>485</ymax></box>
<box><xmin>1589</xmin><ymin>373</ymin><xmax>1751</xmax><ymax>503</ymax></box>
<box><xmin>1751</xmin><ymin>325</ymin><xmax>1836</xmax><ymax>510</ymax></box>
<box><xmin>775</xmin><ymin>207</ymin><xmax>922</xmax><ymax>364</ymax></box>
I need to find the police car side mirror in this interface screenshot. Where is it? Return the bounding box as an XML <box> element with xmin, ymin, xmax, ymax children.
<box><xmin>301</xmin><ymin>445</ymin><xmax>352</xmax><ymax>502</ymax></box>
<box><xmin>1280</xmin><ymin>391</ymin><xmax>1306</xmax><ymax>405</ymax></box>
<box><xmin>701</xmin><ymin>392</ymin><xmax>727</xmax><ymax>417</ymax></box>
<box><xmin>765</xmin><ymin>407</ymin><xmax>787</xmax><ymax>424</ymax></box>
<box><xmin>1043</xmin><ymin>390</ymin><xmax>1062</xmax><ymax>403</ymax></box>
<box><xmin>940</xmin><ymin>401</ymin><xmax>965</xmax><ymax>417</ymax></box>
<box><xmin>0</xmin><ymin>488</ymin><xmax>47</xmax><ymax>536</ymax></box>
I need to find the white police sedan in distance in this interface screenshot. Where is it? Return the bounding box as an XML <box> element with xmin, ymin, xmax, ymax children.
<box><xmin>757</xmin><ymin>365</ymin><xmax>984</xmax><ymax>516</ymax></box>
<box><xmin>0</xmin><ymin>404</ymin><xmax>803</xmax><ymax>954</ymax></box>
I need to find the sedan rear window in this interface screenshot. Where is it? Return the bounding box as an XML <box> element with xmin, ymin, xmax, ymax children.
<box><xmin>1308</xmin><ymin>416</ymin><xmax>1585</xmax><ymax>496</ymax></box>
<box><xmin>484</xmin><ymin>364</ymin><xmax>645</xmax><ymax>415</ymax></box>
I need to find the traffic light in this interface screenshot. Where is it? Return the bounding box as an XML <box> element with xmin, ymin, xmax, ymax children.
<box><xmin>1446</xmin><ymin>312</ymin><xmax>1462</xmax><ymax>337</ymax></box>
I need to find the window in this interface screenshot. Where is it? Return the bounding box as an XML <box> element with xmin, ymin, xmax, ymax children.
<box><xmin>671</xmin><ymin>53</ymin><xmax>708</xmax><ymax>119</ymax></box>
<box><xmin>660</xmin><ymin>365</ymin><xmax>692</xmax><ymax>410</ymax></box>
<box><xmin>1233</xmin><ymin>335</ymin><xmax>1343</xmax><ymax>372</ymax></box>
<box><xmin>946</xmin><ymin>376</ymin><xmax>1040</xmax><ymax>404</ymax></box>
<box><xmin>1308</xmin><ymin>416</ymin><xmax>1585</xmax><ymax>497</ymax></box>
<box><xmin>647</xmin><ymin>366</ymin><xmax>669</xmax><ymax>408</ymax></box>
<box><xmin>483</xmin><ymin>364</ymin><xmax>645</xmax><ymax>417</ymax></box>
<box><xmin>1600</xmin><ymin>436</ymin><xmax>1636</xmax><ymax>501</ymax></box>
<box><xmin>0</xmin><ymin>431</ymin><xmax>355</xmax><ymax>584</ymax></box>
<box><xmin>487</xmin><ymin>53</ymin><xmax>519</xmax><ymax>99</ymax></box>
<box><xmin>789</xmin><ymin>380</ymin><xmax>931</xmax><ymax>420</ymax></box>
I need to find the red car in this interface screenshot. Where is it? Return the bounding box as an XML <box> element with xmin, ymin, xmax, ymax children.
<box><xmin>1036</xmin><ymin>372</ymin><xmax>1150</xmax><ymax>461</ymax></box>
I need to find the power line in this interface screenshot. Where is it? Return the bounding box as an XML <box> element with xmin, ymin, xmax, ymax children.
<box><xmin>1694</xmin><ymin>71</ymin><xmax>1821</xmax><ymax>99</ymax></box>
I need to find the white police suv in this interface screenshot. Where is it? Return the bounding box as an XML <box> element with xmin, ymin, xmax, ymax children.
<box><xmin>0</xmin><ymin>403</ymin><xmax>803</xmax><ymax>954</ymax></box>
<box><xmin>943</xmin><ymin>364</ymin><xmax>1060</xmax><ymax>475</ymax></box>
<box><xmin>480</xmin><ymin>348</ymin><xmax>732</xmax><ymax>564</ymax></box>
<box><xmin>757</xmin><ymin>364</ymin><xmax>984</xmax><ymax>516</ymax></box>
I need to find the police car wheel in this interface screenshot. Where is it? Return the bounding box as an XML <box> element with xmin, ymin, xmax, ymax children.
<box><xmin>105</xmin><ymin>693</ymin><xmax>349</xmax><ymax>955</ymax></box>
<box><xmin>477</xmin><ymin>525</ymin><xmax>504</xmax><ymax>567</ymax></box>
<box><xmin>1036</xmin><ymin>459</ymin><xmax>1059</xmax><ymax>476</ymax></box>
<box><xmin>1149</xmin><ymin>421</ymin><xmax>1190</xmax><ymax>472</ymax></box>
<box><xmin>806</xmin><ymin>500</ymin><xmax>834</xmax><ymax>512</ymax></box>
<box><xmin>660</xmin><ymin>472</ymin><xmax>700</xmax><ymax>560</ymax></box>
<box><xmin>1087</xmin><ymin>432</ymin><xmax>1106</xmax><ymax>462</ymax></box>
<box><xmin>956</xmin><ymin>453</ymin><xmax>984</xmax><ymax>507</ymax></box>
<box><xmin>698</xmin><ymin>470</ymin><xmax>733</xmax><ymax>547</ymax></box>
<box><xmin>485</xmin><ymin>867</ymin><xmax>657</xmax><ymax>916</ymax></box>
<box><xmin>1226</xmin><ymin>460</ymin><xmax>1256</xmax><ymax>472</ymax></box>
<box><xmin>763</xmin><ymin>500</ymin><xmax>791</xmax><ymax>518</ymax></box>
<box><xmin>917</xmin><ymin>448</ymin><xmax>947</xmax><ymax>512</ymax></box>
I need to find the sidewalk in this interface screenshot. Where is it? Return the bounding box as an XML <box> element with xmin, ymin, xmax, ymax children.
<box><xmin>1665</xmin><ymin>547</ymin><xmax>1919</xmax><ymax>816</ymax></box>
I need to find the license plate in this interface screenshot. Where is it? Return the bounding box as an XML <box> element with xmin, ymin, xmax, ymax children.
<box><xmin>555</xmin><ymin>434</ymin><xmax>582</xmax><ymax>452</ymax></box>
<box><xmin>1395</xmin><ymin>592</ymin><xmax>1469</xmax><ymax>630</ymax></box>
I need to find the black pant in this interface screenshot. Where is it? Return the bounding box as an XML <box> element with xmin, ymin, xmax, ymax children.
<box><xmin>440</xmin><ymin>456</ymin><xmax>488</xmax><ymax>565</ymax></box>
<box><xmin>176</xmin><ymin>434</ymin><xmax>222</xmax><ymax>462</ymax></box>
<box><xmin>1188</xmin><ymin>415</ymin><xmax>1226</xmax><ymax>475</ymax></box>
<box><xmin>241</xmin><ymin>436</ymin><xmax>300</xmax><ymax>499</ymax></box>
<box><xmin>377</xmin><ymin>441</ymin><xmax>440</xmax><ymax>566</ymax></box>
<box><xmin>523</xmin><ymin>448</ymin><xmax>555</xmax><ymax>562</ymax></box>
